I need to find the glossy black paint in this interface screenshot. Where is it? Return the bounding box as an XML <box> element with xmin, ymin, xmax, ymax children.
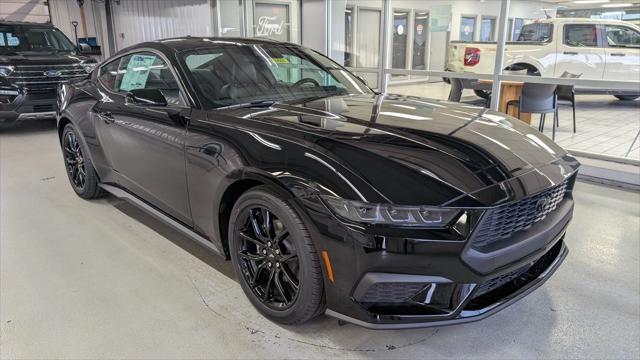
<box><xmin>57</xmin><ymin>37</ymin><xmax>579</xmax><ymax>328</ymax></box>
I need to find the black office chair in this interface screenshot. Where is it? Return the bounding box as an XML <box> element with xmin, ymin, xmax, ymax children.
<box><xmin>506</xmin><ymin>83</ymin><xmax>559</xmax><ymax>140</ymax></box>
<box><xmin>556</xmin><ymin>72</ymin><xmax>581</xmax><ymax>134</ymax></box>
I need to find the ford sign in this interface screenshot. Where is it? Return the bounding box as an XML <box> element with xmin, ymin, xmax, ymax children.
<box><xmin>44</xmin><ymin>70</ymin><xmax>63</xmax><ymax>78</ymax></box>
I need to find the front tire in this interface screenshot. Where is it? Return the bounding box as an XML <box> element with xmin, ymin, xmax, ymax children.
<box><xmin>61</xmin><ymin>124</ymin><xmax>104</xmax><ymax>199</ymax></box>
<box><xmin>229</xmin><ymin>186</ymin><xmax>324</xmax><ymax>325</ymax></box>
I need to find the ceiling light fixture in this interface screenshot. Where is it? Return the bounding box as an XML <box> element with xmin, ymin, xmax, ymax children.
<box><xmin>601</xmin><ymin>3</ymin><xmax>633</xmax><ymax>7</ymax></box>
<box><xmin>573</xmin><ymin>0</ymin><xmax>609</xmax><ymax>4</ymax></box>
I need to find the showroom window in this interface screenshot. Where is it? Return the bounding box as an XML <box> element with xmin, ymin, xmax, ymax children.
<box><xmin>480</xmin><ymin>16</ymin><xmax>496</xmax><ymax>42</ymax></box>
<box><xmin>392</xmin><ymin>10</ymin><xmax>409</xmax><ymax>69</ymax></box>
<box><xmin>412</xmin><ymin>11</ymin><xmax>428</xmax><ymax>70</ymax></box>
<box><xmin>248</xmin><ymin>0</ymin><xmax>300</xmax><ymax>44</ymax></box>
<box><xmin>344</xmin><ymin>6</ymin><xmax>354</xmax><ymax>67</ymax></box>
<box><xmin>219</xmin><ymin>0</ymin><xmax>243</xmax><ymax>37</ymax></box>
<box><xmin>460</xmin><ymin>16</ymin><xmax>476</xmax><ymax>42</ymax></box>
<box><xmin>512</xmin><ymin>18</ymin><xmax>525</xmax><ymax>41</ymax></box>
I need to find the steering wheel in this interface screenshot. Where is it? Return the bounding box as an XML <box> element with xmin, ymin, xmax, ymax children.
<box><xmin>292</xmin><ymin>78</ymin><xmax>321</xmax><ymax>88</ymax></box>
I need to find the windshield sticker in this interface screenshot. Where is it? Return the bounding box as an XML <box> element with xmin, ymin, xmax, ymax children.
<box><xmin>271</xmin><ymin>58</ymin><xmax>289</xmax><ymax>64</ymax></box>
<box><xmin>119</xmin><ymin>54</ymin><xmax>157</xmax><ymax>92</ymax></box>
<box><xmin>6</xmin><ymin>33</ymin><xmax>19</xmax><ymax>46</ymax></box>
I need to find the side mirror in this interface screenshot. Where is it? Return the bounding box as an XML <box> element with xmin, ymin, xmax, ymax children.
<box><xmin>126</xmin><ymin>88</ymin><xmax>168</xmax><ymax>107</ymax></box>
<box><xmin>78</xmin><ymin>43</ymin><xmax>92</xmax><ymax>54</ymax></box>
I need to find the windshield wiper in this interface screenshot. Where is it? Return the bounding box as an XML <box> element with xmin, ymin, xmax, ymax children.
<box><xmin>215</xmin><ymin>100</ymin><xmax>278</xmax><ymax>110</ymax></box>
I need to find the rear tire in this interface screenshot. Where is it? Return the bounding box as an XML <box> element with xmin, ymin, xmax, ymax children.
<box><xmin>614</xmin><ymin>95</ymin><xmax>639</xmax><ymax>101</ymax></box>
<box><xmin>228</xmin><ymin>186</ymin><xmax>324</xmax><ymax>325</ymax></box>
<box><xmin>61</xmin><ymin>124</ymin><xmax>104</xmax><ymax>199</ymax></box>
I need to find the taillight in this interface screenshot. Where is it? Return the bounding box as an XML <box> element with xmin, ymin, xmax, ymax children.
<box><xmin>464</xmin><ymin>47</ymin><xmax>480</xmax><ymax>66</ymax></box>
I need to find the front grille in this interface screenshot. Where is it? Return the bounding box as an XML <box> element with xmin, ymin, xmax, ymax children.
<box><xmin>361</xmin><ymin>283</ymin><xmax>427</xmax><ymax>303</ymax></box>
<box><xmin>6</xmin><ymin>64</ymin><xmax>87</xmax><ymax>92</ymax></box>
<box><xmin>474</xmin><ymin>264</ymin><xmax>531</xmax><ymax>296</ymax></box>
<box><xmin>472</xmin><ymin>180</ymin><xmax>569</xmax><ymax>252</ymax></box>
<box><xmin>33</xmin><ymin>104</ymin><xmax>55</xmax><ymax>113</ymax></box>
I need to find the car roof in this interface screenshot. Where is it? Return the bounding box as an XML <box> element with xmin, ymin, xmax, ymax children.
<box><xmin>0</xmin><ymin>20</ymin><xmax>54</xmax><ymax>27</ymax></box>
<box><xmin>117</xmin><ymin>36</ymin><xmax>297</xmax><ymax>55</ymax></box>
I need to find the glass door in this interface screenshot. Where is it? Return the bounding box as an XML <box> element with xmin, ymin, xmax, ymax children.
<box><xmin>412</xmin><ymin>11</ymin><xmax>428</xmax><ymax>70</ymax></box>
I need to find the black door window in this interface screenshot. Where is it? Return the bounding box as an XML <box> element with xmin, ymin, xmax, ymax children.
<box><xmin>116</xmin><ymin>52</ymin><xmax>185</xmax><ymax>106</ymax></box>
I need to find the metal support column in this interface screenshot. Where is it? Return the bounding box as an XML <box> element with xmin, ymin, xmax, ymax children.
<box><xmin>325</xmin><ymin>0</ymin><xmax>332</xmax><ymax>56</ymax></box>
<box><xmin>490</xmin><ymin>0</ymin><xmax>511</xmax><ymax>111</ymax></box>
<box><xmin>379</xmin><ymin>0</ymin><xmax>392</xmax><ymax>93</ymax></box>
<box><xmin>240</xmin><ymin>0</ymin><xmax>248</xmax><ymax>37</ymax></box>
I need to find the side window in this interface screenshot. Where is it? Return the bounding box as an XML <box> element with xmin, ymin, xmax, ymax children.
<box><xmin>605</xmin><ymin>25</ymin><xmax>640</xmax><ymax>47</ymax></box>
<box><xmin>117</xmin><ymin>52</ymin><xmax>185</xmax><ymax>106</ymax></box>
<box><xmin>564</xmin><ymin>24</ymin><xmax>598</xmax><ymax>47</ymax></box>
<box><xmin>98</xmin><ymin>58</ymin><xmax>122</xmax><ymax>91</ymax></box>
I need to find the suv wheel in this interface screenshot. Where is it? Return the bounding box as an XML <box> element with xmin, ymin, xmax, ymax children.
<box><xmin>229</xmin><ymin>187</ymin><xmax>324</xmax><ymax>325</ymax></box>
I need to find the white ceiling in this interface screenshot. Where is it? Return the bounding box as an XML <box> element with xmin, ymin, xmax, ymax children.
<box><xmin>541</xmin><ymin>0</ymin><xmax>640</xmax><ymax>9</ymax></box>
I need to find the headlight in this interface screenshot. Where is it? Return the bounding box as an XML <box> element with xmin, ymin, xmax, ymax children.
<box><xmin>0</xmin><ymin>66</ymin><xmax>15</xmax><ymax>77</ymax></box>
<box><xmin>82</xmin><ymin>62</ymin><xmax>97</xmax><ymax>74</ymax></box>
<box><xmin>322</xmin><ymin>196</ymin><xmax>461</xmax><ymax>227</ymax></box>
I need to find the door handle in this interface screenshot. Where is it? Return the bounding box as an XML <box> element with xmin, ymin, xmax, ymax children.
<box><xmin>611</xmin><ymin>53</ymin><xmax>626</xmax><ymax>57</ymax></box>
<box><xmin>98</xmin><ymin>111</ymin><xmax>114</xmax><ymax>124</ymax></box>
<box><xmin>563</xmin><ymin>51</ymin><xmax>578</xmax><ymax>55</ymax></box>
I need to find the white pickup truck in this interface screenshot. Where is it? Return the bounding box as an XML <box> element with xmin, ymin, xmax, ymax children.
<box><xmin>446</xmin><ymin>18</ymin><xmax>640</xmax><ymax>101</ymax></box>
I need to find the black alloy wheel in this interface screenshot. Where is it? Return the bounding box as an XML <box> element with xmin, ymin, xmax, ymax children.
<box><xmin>229</xmin><ymin>187</ymin><xmax>324</xmax><ymax>325</ymax></box>
<box><xmin>237</xmin><ymin>207</ymin><xmax>300</xmax><ymax>309</ymax></box>
<box><xmin>61</xmin><ymin>124</ymin><xmax>104</xmax><ymax>199</ymax></box>
<box><xmin>63</xmin><ymin>129</ymin><xmax>87</xmax><ymax>190</ymax></box>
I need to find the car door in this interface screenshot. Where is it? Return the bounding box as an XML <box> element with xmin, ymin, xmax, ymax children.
<box><xmin>554</xmin><ymin>23</ymin><xmax>605</xmax><ymax>80</ymax></box>
<box><xmin>603</xmin><ymin>23</ymin><xmax>640</xmax><ymax>82</ymax></box>
<box><xmin>94</xmin><ymin>51</ymin><xmax>192</xmax><ymax>224</ymax></box>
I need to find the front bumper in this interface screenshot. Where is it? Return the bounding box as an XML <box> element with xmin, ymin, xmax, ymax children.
<box><xmin>301</xmin><ymin>172</ymin><xmax>576</xmax><ymax>329</ymax></box>
<box><xmin>0</xmin><ymin>87</ymin><xmax>57</xmax><ymax>124</ymax></box>
<box><xmin>326</xmin><ymin>239</ymin><xmax>567</xmax><ymax>329</ymax></box>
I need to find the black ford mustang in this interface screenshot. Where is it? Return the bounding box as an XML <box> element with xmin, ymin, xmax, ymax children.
<box><xmin>57</xmin><ymin>37</ymin><xmax>579</xmax><ymax>329</ymax></box>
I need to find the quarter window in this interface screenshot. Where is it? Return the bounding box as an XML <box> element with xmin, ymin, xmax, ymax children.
<box><xmin>564</xmin><ymin>24</ymin><xmax>598</xmax><ymax>47</ymax></box>
<box><xmin>605</xmin><ymin>25</ymin><xmax>640</xmax><ymax>47</ymax></box>
<box><xmin>98</xmin><ymin>58</ymin><xmax>122</xmax><ymax>91</ymax></box>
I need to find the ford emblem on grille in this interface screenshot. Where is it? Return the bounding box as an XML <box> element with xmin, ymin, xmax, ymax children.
<box><xmin>536</xmin><ymin>197</ymin><xmax>550</xmax><ymax>212</ymax></box>
<box><xmin>44</xmin><ymin>70</ymin><xmax>62</xmax><ymax>78</ymax></box>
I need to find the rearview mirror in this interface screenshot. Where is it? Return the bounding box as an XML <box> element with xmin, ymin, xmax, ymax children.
<box><xmin>126</xmin><ymin>89</ymin><xmax>168</xmax><ymax>107</ymax></box>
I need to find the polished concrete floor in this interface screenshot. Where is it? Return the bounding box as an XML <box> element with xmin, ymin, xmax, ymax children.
<box><xmin>1</xmin><ymin>120</ymin><xmax>639</xmax><ymax>359</ymax></box>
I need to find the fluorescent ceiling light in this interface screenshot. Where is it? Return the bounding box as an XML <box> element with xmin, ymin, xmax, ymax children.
<box><xmin>573</xmin><ymin>0</ymin><xmax>609</xmax><ymax>3</ymax></box>
<box><xmin>602</xmin><ymin>3</ymin><xmax>633</xmax><ymax>7</ymax></box>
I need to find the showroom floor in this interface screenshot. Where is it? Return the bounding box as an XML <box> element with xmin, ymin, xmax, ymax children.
<box><xmin>389</xmin><ymin>82</ymin><xmax>640</xmax><ymax>160</ymax></box>
<box><xmin>1</xmin><ymin>121</ymin><xmax>639</xmax><ymax>359</ymax></box>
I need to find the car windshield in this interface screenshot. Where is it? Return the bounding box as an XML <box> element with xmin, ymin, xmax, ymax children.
<box><xmin>0</xmin><ymin>25</ymin><xmax>76</xmax><ymax>53</ymax></box>
<box><xmin>181</xmin><ymin>44</ymin><xmax>374</xmax><ymax>108</ymax></box>
<box><xmin>516</xmin><ymin>23</ymin><xmax>552</xmax><ymax>42</ymax></box>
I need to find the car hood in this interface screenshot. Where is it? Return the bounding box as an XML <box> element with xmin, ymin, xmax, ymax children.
<box><xmin>242</xmin><ymin>94</ymin><xmax>579</xmax><ymax>207</ymax></box>
<box><xmin>0</xmin><ymin>51</ymin><xmax>91</xmax><ymax>65</ymax></box>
